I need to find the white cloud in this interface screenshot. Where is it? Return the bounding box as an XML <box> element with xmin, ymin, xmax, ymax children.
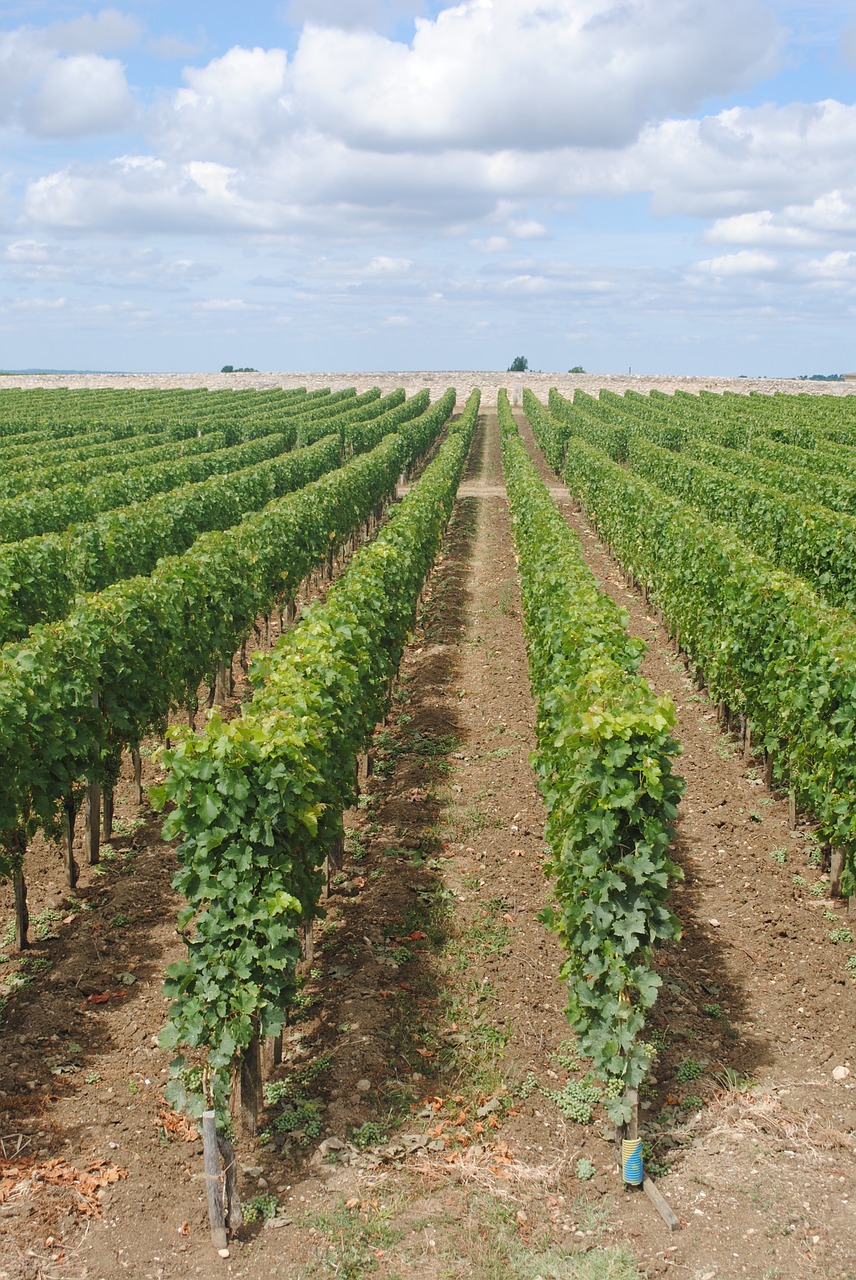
<box><xmin>25</xmin><ymin>158</ymin><xmax>269</xmax><ymax>234</ymax></box>
<box><xmin>283</xmin><ymin>0</ymin><xmax>428</xmax><ymax>31</ymax></box>
<box><xmin>5</xmin><ymin>239</ymin><xmax>51</xmax><ymax>263</ymax></box>
<box><xmin>44</xmin><ymin>9</ymin><xmax>142</xmax><ymax>54</ymax></box>
<box><xmin>707</xmin><ymin>189</ymin><xmax>856</xmax><ymax>248</ymax></box>
<box><xmin>2</xmin><ymin>238</ymin><xmax>218</xmax><ymax>288</ymax></box>
<box><xmin>365</xmin><ymin>256</ymin><xmax>412</xmax><ymax>273</ymax></box>
<box><xmin>471</xmin><ymin>236</ymin><xmax>511</xmax><ymax>253</ymax></box>
<box><xmin>691</xmin><ymin>250</ymin><xmax>780</xmax><ymax>277</ymax></box>
<box><xmin>158</xmin><ymin>46</ymin><xmax>291</xmax><ymax>165</ymax></box>
<box><xmin>508</xmin><ymin>218</ymin><xmax>547</xmax><ymax>240</ymax></box>
<box><xmin>10</xmin><ymin>296</ymin><xmax>66</xmax><ymax>310</ymax></box>
<box><xmin>0</xmin><ymin>14</ymin><xmax>137</xmax><ymax>138</ymax></box>
<box><xmin>25</xmin><ymin>88</ymin><xmax>856</xmax><ymax>254</ymax></box>
<box><xmin>627</xmin><ymin>101</ymin><xmax>856</xmax><ymax>218</ymax></box>
<box><xmin>288</xmin><ymin>0</ymin><xmax>778</xmax><ymax>153</ymax></box>
<box><xmin>196</xmin><ymin>298</ymin><xmax>263</xmax><ymax>311</ymax></box>
<box><xmin>799</xmin><ymin>250</ymin><xmax>856</xmax><ymax>283</ymax></box>
<box><xmin>21</xmin><ymin>54</ymin><xmax>135</xmax><ymax>137</ymax></box>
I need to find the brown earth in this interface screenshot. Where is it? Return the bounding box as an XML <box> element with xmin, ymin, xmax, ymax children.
<box><xmin>0</xmin><ymin>404</ymin><xmax>855</xmax><ymax>1280</ymax></box>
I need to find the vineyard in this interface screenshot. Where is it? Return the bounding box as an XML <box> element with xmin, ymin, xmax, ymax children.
<box><xmin>0</xmin><ymin>380</ymin><xmax>854</xmax><ymax>1280</ymax></box>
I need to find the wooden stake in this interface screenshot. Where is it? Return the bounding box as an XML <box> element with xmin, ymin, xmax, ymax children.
<box><xmin>239</xmin><ymin>1034</ymin><xmax>263</xmax><ymax>1137</ymax></box>
<box><xmin>13</xmin><ymin>867</ymin><xmax>28</xmax><ymax>952</ymax></box>
<box><xmin>264</xmin><ymin>1033</ymin><xmax>283</xmax><ymax>1072</ymax></box>
<box><xmin>643</xmin><ymin>1177</ymin><xmax>681</xmax><ymax>1231</ymax></box>
<box><xmin>830</xmin><ymin>847</ymin><xmax>846</xmax><ymax>898</ymax></box>
<box><xmin>301</xmin><ymin>919</ymin><xmax>314</xmax><ymax>965</ymax></box>
<box><xmin>788</xmin><ymin>791</ymin><xmax>797</xmax><ymax>830</ymax></box>
<box><xmin>329</xmin><ymin>836</ymin><xmax>345</xmax><ymax>876</ymax></box>
<box><xmin>626</xmin><ymin>1088</ymin><xmax>639</xmax><ymax>1145</ymax></box>
<box><xmin>217</xmin><ymin>1133</ymin><xmax>243</xmax><ymax>1232</ymax></box>
<box><xmin>743</xmin><ymin>725</ymin><xmax>753</xmax><ymax>763</ymax></box>
<box><xmin>201</xmin><ymin>1111</ymin><xmax>228</xmax><ymax>1252</ymax></box>
<box><xmin>764</xmin><ymin>750</ymin><xmax>774</xmax><ymax>791</ymax></box>
<box><xmin>64</xmin><ymin>796</ymin><xmax>79</xmax><ymax>889</ymax></box>
<box><xmin>84</xmin><ymin>783</ymin><xmax>101</xmax><ymax>866</ymax></box>
<box><xmin>102</xmin><ymin>788</ymin><xmax>114</xmax><ymax>841</ymax></box>
<box><xmin>131</xmin><ymin>747</ymin><xmax>143</xmax><ymax>805</ymax></box>
<box><xmin>214</xmin><ymin>662</ymin><xmax>229</xmax><ymax>706</ymax></box>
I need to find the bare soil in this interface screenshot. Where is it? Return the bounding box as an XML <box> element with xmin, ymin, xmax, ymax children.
<box><xmin>1</xmin><ymin>404</ymin><xmax>854</xmax><ymax>1280</ymax></box>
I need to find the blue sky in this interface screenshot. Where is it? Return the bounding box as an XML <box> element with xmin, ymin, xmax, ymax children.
<box><xmin>1</xmin><ymin>0</ymin><xmax>855</xmax><ymax>374</ymax></box>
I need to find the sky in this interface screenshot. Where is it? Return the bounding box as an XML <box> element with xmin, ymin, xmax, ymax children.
<box><xmin>1</xmin><ymin>1</ymin><xmax>855</xmax><ymax>375</ymax></box>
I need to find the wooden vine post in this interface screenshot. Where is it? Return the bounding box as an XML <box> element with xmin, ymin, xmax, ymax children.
<box><xmin>102</xmin><ymin>788</ymin><xmax>114</xmax><ymax>840</ymax></box>
<box><xmin>238</xmin><ymin>1031</ymin><xmax>263</xmax><ymax>1138</ymax></box>
<box><xmin>264</xmin><ymin>1029</ymin><xmax>283</xmax><ymax>1073</ymax></box>
<box><xmin>214</xmin><ymin>661</ymin><xmax>229</xmax><ymax>706</ymax></box>
<box><xmin>6</xmin><ymin>829</ymin><xmax>29</xmax><ymax>951</ymax></box>
<box><xmin>130</xmin><ymin>746</ymin><xmax>144</xmax><ymax>805</ymax></box>
<box><xmin>84</xmin><ymin>690</ymin><xmax>101</xmax><ymax>866</ymax></box>
<box><xmin>830</xmin><ymin>848</ymin><xmax>846</xmax><ymax>897</ymax></box>
<box><xmin>617</xmin><ymin>1083</ymin><xmax>680</xmax><ymax>1231</ymax></box>
<box><xmin>764</xmin><ymin>750</ymin><xmax>774</xmax><ymax>792</ymax></box>
<box><xmin>201</xmin><ymin>1111</ymin><xmax>229</xmax><ymax>1254</ymax></box>
<box><xmin>327</xmin><ymin>835</ymin><xmax>345</xmax><ymax>891</ymax></box>
<box><xmin>64</xmin><ymin>794</ymin><xmax>79</xmax><ymax>889</ymax></box>
<box><xmin>84</xmin><ymin>782</ymin><xmax>101</xmax><ymax>866</ymax></box>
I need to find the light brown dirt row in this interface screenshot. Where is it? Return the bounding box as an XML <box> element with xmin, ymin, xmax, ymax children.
<box><xmin>516</xmin><ymin>409</ymin><xmax>856</xmax><ymax>1280</ymax></box>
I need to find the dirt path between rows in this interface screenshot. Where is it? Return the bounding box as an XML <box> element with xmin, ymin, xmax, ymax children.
<box><xmin>1</xmin><ymin>409</ymin><xmax>854</xmax><ymax>1280</ymax></box>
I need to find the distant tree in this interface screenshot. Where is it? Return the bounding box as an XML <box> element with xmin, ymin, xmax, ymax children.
<box><xmin>221</xmin><ymin>365</ymin><xmax>234</xmax><ymax>373</ymax></box>
<box><xmin>569</xmin><ymin>365</ymin><xmax>586</xmax><ymax>373</ymax></box>
<box><xmin>508</xmin><ymin>356</ymin><xmax>528</xmax><ymax>372</ymax></box>
<box><xmin>221</xmin><ymin>365</ymin><xmax>258</xmax><ymax>373</ymax></box>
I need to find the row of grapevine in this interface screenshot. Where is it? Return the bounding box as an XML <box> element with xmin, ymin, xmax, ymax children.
<box><xmin>0</xmin><ymin>391</ymin><xmax>457</xmax><ymax>940</ymax></box>
<box><xmin>0</xmin><ymin>389</ymin><xmax>395</xmax><ymax>543</ymax></box>
<box><xmin>499</xmin><ymin>392</ymin><xmax>683</xmax><ymax>1116</ymax></box>
<box><xmin>685</xmin><ymin>438</ymin><xmax>856</xmax><ymax>516</ymax></box>
<box><xmin>0</xmin><ymin>391</ymin><xmax>431</xmax><ymax>646</ymax></box>
<box><xmin>0</xmin><ymin>428</ymin><xmax>291</xmax><ymax>544</ymax></box>
<box><xmin>538</xmin><ymin>389</ymin><xmax>856</xmax><ymax>613</ymax></box>
<box><xmin>624</xmin><ymin>436</ymin><xmax>856</xmax><ymax>613</ymax></box>
<box><xmin>1</xmin><ymin>423</ymin><xmax>209</xmax><ymax>483</ymax></box>
<box><xmin>0</xmin><ymin>386</ymin><xmax>312</xmax><ymax>440</ymax></box>
<box><xmin>0</xmin><ymin>426</ymin><xmax>230</xmax><ymax>499</ymax></box>
<box><xmin>524</xmin><ymin>400</ymin><xmax>856</xmax><ymax>898</ymax></box>
<box><xmin>154</xmin><ymin>390</ymin><xmax>481</xmax><ymax>1120</ymax></box>
<box><xmin>546</xmin><ymin>387</ymin><xmax>856</xmax><ymax>471</ymax></box>
<box><xmin>0</xmin><ymin>387</ymin><xmax>341</xmax><ymax>486</ymax></box>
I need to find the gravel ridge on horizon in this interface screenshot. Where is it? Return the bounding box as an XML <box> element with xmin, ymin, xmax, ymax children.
<box><xmin>2</xmin><ymin>370</ymin><xmax>856</xmax><ymax>403</ymax></box>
